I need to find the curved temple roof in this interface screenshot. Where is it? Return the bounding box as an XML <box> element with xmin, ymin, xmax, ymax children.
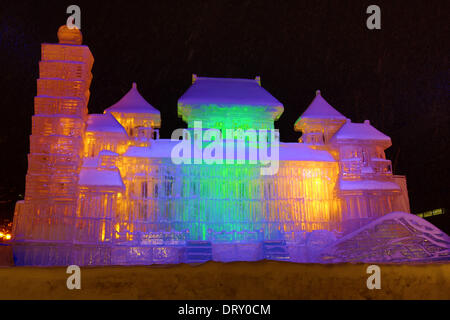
<box><xmin>178</xmin><ymin>76</ymin><xmax>284</xmax><ymax>120</ymax></box>
<box><xmin>105</xmin><ymin>83</ymin><xmax>161</xmax><ymax>115</ymax></box>
<box><xmin>295</xmin><ymin>90</ymin><xmax>346</xmax><ymax>125</ymax></box>
<box><xmin>179</xmin><ymin>76</ymin><xmax>283</xmax><ymax>107</ymax></box>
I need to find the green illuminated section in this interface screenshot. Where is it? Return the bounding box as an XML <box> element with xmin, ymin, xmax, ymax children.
<box><xmin>178</xmin><ymin>103</ymin><xmax>280</xmax><ymax>130</ymax></box>
<box><xmin>161</xmin><ymin>162</ymin><xmax>268</xmax><ymax>240</ymax></box>
<box><xmin>171</xmin><ymin>98</ymin><xmax>285</xmax><ymax>240</ymax></box>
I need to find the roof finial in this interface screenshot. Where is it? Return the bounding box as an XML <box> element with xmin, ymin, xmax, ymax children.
<box><xmin>132</xmin><ymin>82</ymin><xmax>137</xmax><ymax>89</ymax></box>
<box><xmin>57</xmin><ymin>25</ymin><xmax>82</xmax><ymax>45</ymax></box>
<box><xmin>192</xmin><ymin>74</ymin><xmax>198</xmax><ymax>84</ymax></box>
<box><xmin>364</xmin><ymin>120</ymin><xmax>370</xmax><ymax>125</ymax></box>
<box><xmin>316</xmin><ymin>90</ymin><xmax>321</xmax><ymax>96</ymax></box>
<box><xmin>255</xmin><ymin>76</ymin><xmax>261</xmax><ymax>86</ymax></box>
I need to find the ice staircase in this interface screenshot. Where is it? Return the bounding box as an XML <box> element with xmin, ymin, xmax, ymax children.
<box><xmin>263</xmin><ymin>240</ymin><xmax>290</xmax><ymax>261</ymax></box>
<box><xmin>185</xmin><ymin>240</ymin><xmax>213</xmax><ymax>263</ymax></box>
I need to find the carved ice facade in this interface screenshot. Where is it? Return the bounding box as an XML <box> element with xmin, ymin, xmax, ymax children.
<box><xmin>12</xmin><ymin>27</ymin><xmax>412</xmax><ymax>265</ymax></box>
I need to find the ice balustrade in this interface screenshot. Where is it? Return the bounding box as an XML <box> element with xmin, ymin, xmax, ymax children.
<box><xmin>340</xmin><ymin>158</ymin><xmax>392</xmax><ymax>177</ymax></box>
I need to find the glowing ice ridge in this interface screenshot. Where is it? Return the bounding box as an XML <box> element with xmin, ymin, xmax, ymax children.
<box><xmin>12</xmin><ymin>26</ymin><xmax>414</xmax><ymax>266</ymax></box>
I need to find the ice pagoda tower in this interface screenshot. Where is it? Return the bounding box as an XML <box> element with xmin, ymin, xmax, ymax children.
<box><xmin>14</xmin><ymin>26</ymin><xmax>94</xmax><ymax>243</ymax></box>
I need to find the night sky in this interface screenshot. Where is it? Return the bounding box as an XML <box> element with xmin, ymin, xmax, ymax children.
<box><xmin>0</xmin><ymin>1</ymin><xmax>448</xmax><ymax>230</ymax></box>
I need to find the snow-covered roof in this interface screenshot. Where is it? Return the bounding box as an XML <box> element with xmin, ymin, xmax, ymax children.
<box><xmin>123</xmin><ymin>139</ymin><xmax>335</xmax><ymax>162</ymax></box>
<box><xmin>279</xmin><ymin>143</ymin><xmax>335</xmax><ymax>162</ymax></box>
<box><xmin>86</xmin><ymin>113</ymin><xmax>127</xmax><ymax>134</ymax></box>
<box><xmin>331</xmin><ymin>120</ymin><xmax>391</xmax><ymax>144</ymax></box>
<box><xmin>297</xmin><ymin>90</ymin><xmax>346</xmax><ymax>121</ymax></box>
<box><xmin>79</xmin><ymin>168</ymin><xmax>124</xmax><ymax>188</ymax></box>
<box><xmin>339</xmin><ymin>179</ymin><xmax>400</xmax><ymax>191</ymax></box>
<box><xmin>82</xmin><ymin>157</ymin><xmax>99</xmax><ymax>168</ymax></box>
<box><xmin>124</xmin><ymin>140</ymin><xmax>178</xmax><ymax>159</ymax></box>
<box><xmin>178</xmin><ymin>76</ymin><xmax>284</xmax><ymax>109</ymax></box>
<box><xmin>99</xmin><ymin>150</ymin><xmax>119</xmax><ymax>156</ymax></box>
<box><xmin>105</xmin><ymin>83</ymin><xmax>160</xmax><ymax>115</ymax></box>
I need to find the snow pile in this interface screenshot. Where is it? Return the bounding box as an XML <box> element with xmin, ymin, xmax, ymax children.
<box><xmin>319</xmin><ymin>212</ymin><xmax>450</xmax><ymax>263</ymax></box>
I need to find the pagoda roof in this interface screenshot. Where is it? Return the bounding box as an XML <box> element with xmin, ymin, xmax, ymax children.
<box><xmin>178</xmin><ymin>76</ymin><xmax>283</xmax><ymax>109</ymax></box>
<box><xmin>105</xmin><ymin>83</ymin><xmax>160</xmax><ymax>115</ymax></box>
<box><xmin>296</xmin><ymin>90</ymin><xmax>346</xmax><ymax>123</ymax></box>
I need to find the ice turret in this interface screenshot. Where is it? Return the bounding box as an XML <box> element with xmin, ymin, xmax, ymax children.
<box><xmin>295</xmin><ymin>90</ymin><xmax>347</xmax><ymax>145</ymax></box>
<box><xmin>330</xmin><ymin>119</ymin><xmax>392</xmax><ymax>178</ymax></box>
<box><xmin>105</xmin><ymin>83</ymin><xmax>161</xmax><ymax>145</ymax></box>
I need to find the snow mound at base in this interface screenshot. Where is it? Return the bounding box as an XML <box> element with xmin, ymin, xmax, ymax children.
<box><xmin>320</xmin><ymin>212</ymin><xmax>450</xmax><ymax>263</ymax></box>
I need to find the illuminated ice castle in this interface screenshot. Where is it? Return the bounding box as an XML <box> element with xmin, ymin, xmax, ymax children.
<box><xmin>12</xmin><ymin>26</ymin><xmax>416</xmax><ymax>265</ymax></box>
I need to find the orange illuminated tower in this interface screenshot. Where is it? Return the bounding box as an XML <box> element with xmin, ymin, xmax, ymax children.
<box><xmin>14</xmin><ymin>26</ymin><xmax>94</xmax><ymax>243</ymax></box>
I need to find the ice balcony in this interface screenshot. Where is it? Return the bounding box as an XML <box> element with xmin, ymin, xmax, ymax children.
<box><xmin>341</xmin><ymin>158</ymin><xmax>392</xmax><ymax>178</ymax></box>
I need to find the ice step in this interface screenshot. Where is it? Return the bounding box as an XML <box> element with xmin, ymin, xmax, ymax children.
<box><xmin>185</xmin><ymin>240</ymin><xmax>213</xmax><ymax>263</ymax></box>
<box><xmin>263</xmin><ymin>240</ymin><xmax>290</xmax><ymax>261</ymax></box>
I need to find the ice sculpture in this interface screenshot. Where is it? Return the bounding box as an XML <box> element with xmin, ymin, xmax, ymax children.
<box><xmin>12</xmin><ymin>26</ymin><xmax>427</xmax><ymax>266</ymax></box>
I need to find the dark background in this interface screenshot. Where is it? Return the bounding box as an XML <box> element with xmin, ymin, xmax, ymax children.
<box><xmin>0</xmin><ymin>1</ymin><xmax>448</xmax><ymax>231</ymax></box>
